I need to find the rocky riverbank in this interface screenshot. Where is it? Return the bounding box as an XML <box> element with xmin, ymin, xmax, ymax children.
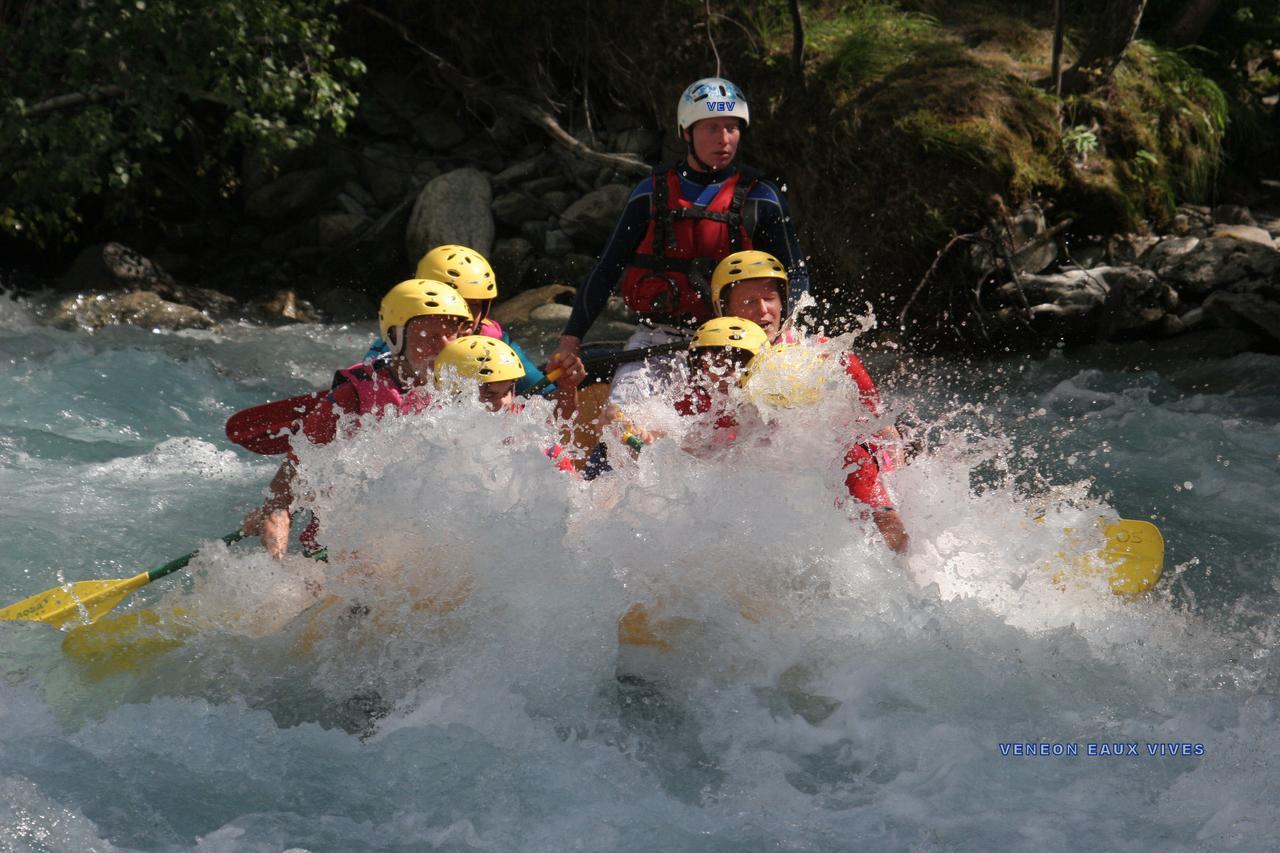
<box><xmin>18</xmin><ymin>72</ymin><xmax>1280</xmax><ymax>361</ymax></box>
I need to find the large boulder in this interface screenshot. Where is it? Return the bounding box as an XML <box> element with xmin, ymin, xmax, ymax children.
<box><xmin>558</xmin><ymin>183</ymin><xmax>631</xmax><ymax>246</ymax></box>
<box><xmin>490</xmin><ymin>283</ymin><xmax>575</xmax><ymax>327</ymax></box>
<box><xmin>51</xmin><ymin>291</ymin><xmax>216</xmax><ymax>332</ymax></box>
<box><xmin>1144</xmin><ymin>235</ymin><xmax>1280</xmax><ymax>300</ymax></box>
<box><xmin>1210</xmin><ymin>224</ymin><xmax>1277</xmax><ymax>248</ymax></box>
<box><xmin>60</xmin><ymin>242</ymin><xmax>175</xmax><ymax>292</ymax></box>
<box><xmin>404</xmin><ymin>168</ymin><xmax>494</xmax><ymax>264</ymax></box>
<box><xmin>1202</xmin><ymin>291</ymin><xmax>1280</xmax><ymax>349</ymax></box>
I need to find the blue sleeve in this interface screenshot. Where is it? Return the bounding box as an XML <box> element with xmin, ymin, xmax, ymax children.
<box><xmin>748</xmin><ymin>181</ymin><xmax>810</xmax><ymax>309</ymax></box>
<box><xmin>563</xmin><ymin>179</ymin><xmax>654</xmax><ymax>339</ymax></box>
<box><xmin>505</xmin><ymin>334</ymin><xmax>549</xmax><ymax>396</ymax></box>
<box><xmin>364</xmin><ymin>337</ymin><xmax>389</xmax><ymax>361</ymax></box>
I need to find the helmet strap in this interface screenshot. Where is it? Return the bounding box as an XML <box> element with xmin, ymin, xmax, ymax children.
<box><xmin>386</xmin><ymin>325</ymin><xmax>405</xmax><ymax>356</ymax></box>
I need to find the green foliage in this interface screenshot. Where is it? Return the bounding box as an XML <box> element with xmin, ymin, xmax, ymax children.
<box><xmin>1062</xmin><ymin>125</ymin><xmax>1099</xmax><ymax>159</ymax></box>
<box><xmin>0</xmin><ymin>0</ymin><xmax>364</xmax><ymax>246</ymax></box>
<box><xmin>1105</xmin><ymin>40</ymin><xmax>1228</xmax><ymax>213</ymax></box>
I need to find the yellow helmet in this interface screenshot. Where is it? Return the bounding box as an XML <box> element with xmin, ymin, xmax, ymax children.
<box><xmin>415</xmin><ymin>245</ymin><xmax>498</xmax><ymax>300</ymax></box>
<box><xmin>689</xmin><ymin>316</ymin><xmax>769</xmax><ymax>357</ymax></box>
<box><xmin>433</xmin><ymin>335</ymin><xmax>526</xmax><ymax>391</ymax></box>
<box><xmin>710</xmin><ymin>250</ymin><xmax>788</xmax><ymax>315</ymax></box>
<box><xmin>379</xmin><ymin>279</ymin><xmax>473</xmax><ymax>352</ymax></box>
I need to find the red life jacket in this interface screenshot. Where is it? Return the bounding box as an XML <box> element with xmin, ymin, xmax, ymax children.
<box><xmin>620</xmin><ymin>168</ymin><xmax>755</xmax><ymax>323</ymax></box>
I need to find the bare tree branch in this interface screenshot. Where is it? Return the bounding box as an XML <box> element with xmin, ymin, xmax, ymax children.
<box><xmin>705</xmin><ymin>0</ymin><xmax>722</xmax><ymax>77</ymax></box>
<box><xmin>24</xmin><ymin>85</ymin><xmax>126</xmax><ymax>117</ymax></box>
<box><xmin>354</xmin><ymin>5</ymin><xmax>649</xmax><ymax>177</ymax></box>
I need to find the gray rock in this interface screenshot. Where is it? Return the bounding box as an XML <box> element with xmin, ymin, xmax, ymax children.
<box><xmin>494</xmin><ymin>155</ymin><xmax>550</xmax><ymax>188</ymax></box>
<box><xmin>1155</xmin><ymin>313</ymin><xmax>1187</xmax><ymax>337</ymax></box>
<box><xmin>520</xmin><ymin>219</ymin><xmax>548</xmax><ymax>252</ymax></box>
<box><xmin>492</xmin><ymin>191</ymin><xmax>549</xmax><ymax>227</ymax></box>
<box><xmin>1210</xmin><ymin>224</ymin><xmax>1277</xmax><ymax>248</ymax></box>
<box><xmin>491</xmin><ymin>237</ymin><xmax>535</xmax><ymax>291</ymax></box>
<box><xmin>1149</xmin><ymin>236</ymin><xmax>1280</xmax><ymax>299</ymax></box>
<box><xmin>1107</xmin><ymin>233</ymin><xmax>1159</xmax><ymax>266</ymax></box>
<box><xmin>542</xmin><ymin>190</ymin><xmax>574</xmax><ymax>215</ymax></box>
<box><xmin>522</xmin><ymin>175</ymin><xmax>569</xmax><ymax>195</ymax></box>
<box><xmin>557</xmin><ymin>151</ymin><xmax>602</xmax><ymax>191</ymax></box>
<box><xmin>405</xmin><ymin>168</ymin><xmax>494</xmax><ymax>264</ymax></box>
<box><xmin>156</xmin><ymin>282</ymin><xmax>238</xmax><ymax>315</ymax></box>
<box><xmin>1095</xmin><ymin>266</ymin><xmax>1168</xmax><ymax>337</ymax></box>
<box><xmin>337</xmin><ymin>181</ymin><xmax>377</xmax><ymax>217</ymax></box>
<box><xmin>490</xmin><ymin>283</ymin><xmax>575</xmax><ymax>327</ymax></box>
<box><xmin>52</xmin><ymin>291</ymin><xmax>216</xmax><ymax>332</ymax></box>
<box><xmin>316</xmin><ymin>212</ymin><xmax>372</xmax><ymax>246</ymax></box>
<box><xmin>248</xmin><ymin>289</ymin><xmax>324</xmax><ymax>324</ymax></box>
<box><xmin>1212</xmin><ymin>204</ymin><xmax>1256</xmax><ymax>226</ymax></box>
<box><xmin>1140</xmin><ymin>236</ymin><xmax>1200</xmax><ymax>270</ymax></box>
<box><xmin>1255</xmin><ymin>212</ymin><xmax>1280</xmax><ymax>239</ymax></box>
<box><xmin>544</xmin><ymin>229</ymin><xmax>575</xmax><ymax>257</ymax></box>
<box><xmin>1005</xmin><ymin>266</ymin><xmax>1166</xmax><ymax>340</ymax></box>
<box><xmin>583</xmin><ymin>319</ymin><xmax>640</xmax><ymax>343</ymax></box>
<box><xmin>1202</xmin><ymin>291</ymin><xmax>1280</xmax><ymax>348</ymax></box>
<box><xmin>529</xmin><ymin>302</ymin><xmax>573</xmax><ymax>323</ymax></box>
<box><xmin>245</xmin><ymin>167</ymin><xmax>351</xmax><ymax>223</ymax></box>
<box><xmin>1066</xmin><ymin>245</ymin><xmax>1107</xmax><ymax>269</ymax></box>
<box><xmin>558</xmin><ymin>183</ymin><xmax>631</xmax><ymax>245</ymax></box>
<box><xmin>411</xmin><ymin>111</ymin><xmax>466</xmax><ymax>151</ymax></box>
<box><xmin>60</xmin><ymin>242</ymin><xmax>176</xmax><ymax>292</ymax></box>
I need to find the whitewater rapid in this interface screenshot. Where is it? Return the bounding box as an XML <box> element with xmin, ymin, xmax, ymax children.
<box><xmin>1</xmin><ymin>292</ymin><xmax>1278</xmax><ymax>850</ymax></box>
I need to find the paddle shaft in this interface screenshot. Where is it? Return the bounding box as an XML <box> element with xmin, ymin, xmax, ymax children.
<box><xmin>147</xmin><ymin>530</ymin><xmax>246</xmax><ymax>583</ymax></box>
<box><xmin>527</xmin><ymin>341</ymin><xmax>689</xmax><ymax>395</ymax></box>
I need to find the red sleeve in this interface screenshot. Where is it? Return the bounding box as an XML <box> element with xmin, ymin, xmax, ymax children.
<box><xmin>842</xmin><ymin>443</ymin><xmax>892</xmax><ymax>509</ymax></box>
<box><xmin>842</xmin><ymin>353</ymin><xmax>881</xmax><ymax>416</ymax></box>
<box><xmin>290</xmin><ymin>384</ymin><xmax>362</xmax><ymax>461</ymax></box>
<box><xmin>545</xmin><ymin>443</ymin><xmax>580</xmax><ymax>476</ymax></box>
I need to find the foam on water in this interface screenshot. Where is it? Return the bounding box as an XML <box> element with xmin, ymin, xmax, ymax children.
<box><xmin>2</xmin><ymin>296</ymin><xmax>1279</xmax><ymax>849</ymax></box>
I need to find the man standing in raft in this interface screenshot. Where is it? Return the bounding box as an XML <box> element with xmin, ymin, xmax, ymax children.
<box><xmin>548</xmin><ymin>76</ymin><xmax>809</xmax><ymax>406</ymax></box>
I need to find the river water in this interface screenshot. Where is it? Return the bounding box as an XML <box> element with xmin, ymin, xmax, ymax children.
<box><xmin>1</xmin><ymin>291</ymin><xmax>1277</xmax><ymax>851</ymax></box>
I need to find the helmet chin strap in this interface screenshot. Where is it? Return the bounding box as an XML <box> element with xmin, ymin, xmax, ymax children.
<box><xmin>682</xmin><ymin>129</ymin><xmax>718</xmax><ymax>174</ymax></box>
<box><xmin>386</xmin><ymin>325</ymin><xmax>405</xmax><ymax>356</ymax></box>
<box><xmin>687</xmin><ymin>140</ymin><xmax>717</xmax><ymax>173</ymax></box>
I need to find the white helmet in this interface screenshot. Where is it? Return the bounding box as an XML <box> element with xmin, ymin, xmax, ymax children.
<box><xmin>676</xmin><ymin>77</ymin><xmax>749</xmax><ymax>136</ymax></box>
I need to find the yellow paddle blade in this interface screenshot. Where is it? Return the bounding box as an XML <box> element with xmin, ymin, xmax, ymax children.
<box><xmin>742</xmin><ymin>344</ymin><xmax>828</xmax><ymax>409</ymax></box>
<box><xmin>1044</xmin><ymin>517</ymin><xmax>1164</xmax><ymax>597</ymax></box>
<box><xmin>0</xmin><ymin>572</ymin><xmax>150</xmax><ymax>628</ymax></box>
<box><xmin>61</xmin><ymin>608</ymin><xmax>194</xmax><ymax>679</ymax></box>
<box><xmin>1100</xmin><ymin>519</ymin><xmax>1164</xmax><ymax>596</ymax></box>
